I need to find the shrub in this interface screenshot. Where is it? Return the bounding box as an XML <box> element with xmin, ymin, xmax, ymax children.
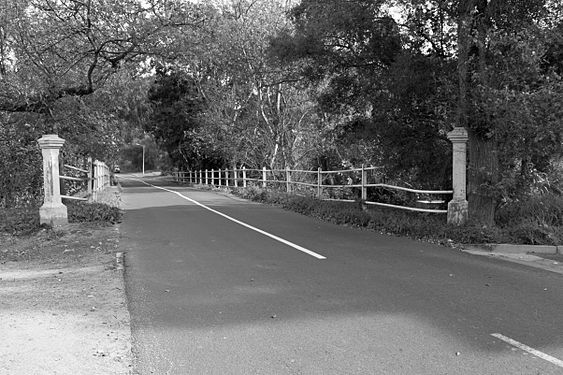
<box><xmin>227</xmin><ymin>186</ymin><xmax>563</xmax><ymax>245</ymax></box>
<box><xmin>0</xmin><ymin>205</ymin><xmax>42</xmax><ymax>235</ymax></box>
<box><xmin>496</xmin><ymin>193</ymin><xmax>563</xmax><ymax>227</ymax></box>
<box><xmin>67</xmin><ymin>201</ymin><xmax>122</xmax><ymax>224</ymax></box>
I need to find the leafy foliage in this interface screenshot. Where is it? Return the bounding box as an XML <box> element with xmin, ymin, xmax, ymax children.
<box><xmin>231</xmin><ymin>186</ymin><xmax>561</xmax><ymax>245</ymax></box>
<box><xmin>145</xmin><ymin>66</ymin><xmax>212</xmax><ymax>169</ymax></box>
<box><xmin>67</xmin><ymin>201</ymin><xmax>122</xmax><ymax>224</ymax></box>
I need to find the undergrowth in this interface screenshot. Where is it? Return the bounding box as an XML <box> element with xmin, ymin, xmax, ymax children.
<box><xmin>1</xmin><ymin>201</ymin><xmax>122</xmax><ymax>236</ymax></box>
<box><xmin>221</xmin><ymin>185</ymin><xmax>561</xmax><ymax>245</ymax></box>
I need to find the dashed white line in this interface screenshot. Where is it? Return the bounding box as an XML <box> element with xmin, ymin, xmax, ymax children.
<box><xmin>491</xmin><ymin>333</ymin><xmax>563</xmax><ymax>368</ymax></box>
<box><xmin>131</xmin><ymin>179</ymin><xmax>327</xmax><ymax>260</ymax></box>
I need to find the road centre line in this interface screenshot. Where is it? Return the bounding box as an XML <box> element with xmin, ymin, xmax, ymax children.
<box><xmin>491</xmin><ymin>333</ymin><xmax>563</xmax><ymax>368</ymax></box>
<box><xmin>132</xmin><ymin>179</ymin><xmax>327</xmax><ymax>260</ymax></box>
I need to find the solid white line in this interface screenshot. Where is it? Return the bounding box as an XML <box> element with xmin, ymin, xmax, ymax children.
<box><xmin>133</xmin><ymin>179</ymin><xmax>327</xmax><ymax>260</ymax></box>
<box><xmin>491</xmin><ymin>333</ymin><xmax>563</xmax><ymax>368</ymax></box>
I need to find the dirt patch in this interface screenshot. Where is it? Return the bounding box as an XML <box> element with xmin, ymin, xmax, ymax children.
<box><xmin>0</xmin><ymin>223</ymin><xmax>132</xmax><ymax>375</ymax></box>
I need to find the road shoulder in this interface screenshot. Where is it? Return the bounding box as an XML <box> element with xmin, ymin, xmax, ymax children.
<box><xmin>0</xmin><ymin>223</ymin><xmax>132</xmax><ymax>375</ymax></box>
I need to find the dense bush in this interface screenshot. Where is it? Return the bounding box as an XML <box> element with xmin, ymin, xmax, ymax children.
<box><xmin>67</xmin><ymin>201</ymin><xmax>122</xmax><ymax>224</ymax></box>
<box><xmin>1</xmin><ymin>201</ymin><xmax>122</xmax><ymax>236</ymax></box>
<box><xmin>0</xmin><ymin>119</ymin><xmax>44</xmax><ymax>208</ymax></box>
<box><xmin>0</xmin><ymin>205</ymin><xmax>42</xmax><ymax>235</ymax></box>
<box><xmin>495</xmin><ymin>193</ymin><xmax>563</xmax><ymax>245</ymax></box>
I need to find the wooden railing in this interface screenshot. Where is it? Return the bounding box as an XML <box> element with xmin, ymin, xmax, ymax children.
<box><xmin>60</xmin><ymin>158</ymin><xmax>110</xmax><ymax>202</ymax></box>
<box><xmin>173</xmin><ymin>166</ymin><xmax>453</xmax><ymax>214</ymax></box>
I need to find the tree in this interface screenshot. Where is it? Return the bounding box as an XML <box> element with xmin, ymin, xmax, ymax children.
<box><xmin>272</xmin><ymin>0</ymin><xmax>563</xmax><ymax>225</ymax></box>
<box><xmin>455</xmin><ymin>0</ymin><xmax>560</xmax><ymax>224</ymax></box>
<box><xmin>0</xmin><ymin>0</ymin><xmax>209</xmax><ymax>204</ymax></box>
<box><xmin>182</xmin><ymin>0</ymin><xmax>321</xmax><ymax>170</ymax></box>
<box><xmin>270</xmin><ymin>0</ymin><xmax>454</xmax><ymax>187</ymax></box>
<box><xmin>0</xmin><ymin>0</ymin><xmax>208</xmax><ymax>129</ymax></box>
<box><xmin>145</xmin><ymin>65</ymin><xmax>210</xmax><ymax>169</ymax></box>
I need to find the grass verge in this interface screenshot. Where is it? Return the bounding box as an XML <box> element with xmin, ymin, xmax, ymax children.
<box><xmin>1</xmin><ymin>200</ymin><xmax>122</xmax><ymax>236</ymax></box>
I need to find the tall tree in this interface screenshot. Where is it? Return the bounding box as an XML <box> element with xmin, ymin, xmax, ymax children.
<box><xmin>0</xmin><ymin>0</ymin><xmax>207</xmax><ymax>128</ymax></box>
<box><xmin>145</xmin><ymin>65</ymin><xmax>210</xmax><ymax>169</ymax></box>
<box><xmin>272</xmin><ymin>0</ymin><xmax>562</xmax><ymax>225</ymax></box>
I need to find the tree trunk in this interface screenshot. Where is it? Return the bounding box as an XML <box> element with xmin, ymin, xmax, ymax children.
<box><xmin>467</xmin><ymin>130</ymin><xmax>498</xmax><ymax>226</ymax></box>
<box><xmin>457</xmin><ymin>0</ymin><xmax>498</xmax><ymax>226</ymax></box>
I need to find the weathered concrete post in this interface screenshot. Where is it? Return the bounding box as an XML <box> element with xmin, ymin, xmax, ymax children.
<box><xmin>242</xmin><ymin>166</ymin><xmax>247</xmax><ymax>188</ymax></box>
<box><xmin>38</xmin><ymin>134</ymin><xmax>68</xmax><ymax>226</ymax></box>
<box><xmin>447</xmin><ymin>127</ymin><xmax>469</xmax><ymax>225</ymax></box>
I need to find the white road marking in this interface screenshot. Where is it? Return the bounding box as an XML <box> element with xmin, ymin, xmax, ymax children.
<box><xmin>491</xmin><ymin>333</ymin><xmax>563</xmax><ymax>368</ymax></box>
<box><xmin>132</xmin><ymin>179</ymin><xmax>327</xmax><ymax>260</ymax></box>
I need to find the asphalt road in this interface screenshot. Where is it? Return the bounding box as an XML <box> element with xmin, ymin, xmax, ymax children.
<box><xmin>120</xmin><ymin>175</ymin><xmax>563</xmax><ymax>375</ymax></box>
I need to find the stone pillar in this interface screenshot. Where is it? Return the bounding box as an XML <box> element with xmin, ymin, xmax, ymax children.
<box><xmin>38</xmin><ymin>134</ymin><xmax>68</xmax><ymax>226</ymax></box>
<box><xmin>447</xmin><ymin>127</ymin><xmax>469</xmax><ymax>225</ymax></box>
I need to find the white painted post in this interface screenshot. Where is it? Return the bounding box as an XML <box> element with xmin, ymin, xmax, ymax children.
<box><xmin>93</xmin><ymin>161</ymin><xmax>99</xmax><ymax>201</ymax></box>
<box><xmin>225</xmin><ymin>168</ymin><xmax>230</xmax><ymax>187</ymax></box>
<box><xmin>361</xmin><ymin>164</ymin><xmax>367</xmax><ymax>201</ymax></box>
<box><xmin>233</xmin><ymin>167</ymin><xmax>238</xmax><ymax>187</ymax></box>
<box><xmin>218</xmin><ymin>169</ymin><xmax>222</xmax><ymax>186</ymax></box>
<box><xmin>199</xmin><ymin>170</ymin><xmax>202</xmax><ymax>184</ymax></box>
<box><xmin>286</xmin><ymin>167</ymin><xmax>291</xmax><ymax>193</ymax></box>
<box><xmin>317</xmin><ymin>167</ymin><xmax>322</xmax><ymax>198</ymax></box>
<box><xmin>38</xmin><ymin>135</ymin><xmax>68</xmax><ymax>226</ymax></box>
<box><xmin>262</xmin><ymin>167</ymin><xmax>267</xmax><ymax>188</ymax></box>
<box><xmin>87</xmin><ymin>157</ymin><xmax>93</xmax><ymax>198</ymax></box>
<box><xmin>242</xmin><ymin>166</ymin><xmax>247</xmax><ymax>188</ymax></box>
<box><xmin>447</xmin><ymin>127</ymin><xmax>469</xmax><ymax>225</ymax></box>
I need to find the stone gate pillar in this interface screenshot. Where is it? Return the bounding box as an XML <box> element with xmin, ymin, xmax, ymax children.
<box><xmin>447</xmin><ymin>127</ymin><xmax>469</xmax><ymax>225</ymax></box>
<box><xmin>38</xmin><ymin>134</ymin><xmax>68</xmax><ymax>226</ymax></box>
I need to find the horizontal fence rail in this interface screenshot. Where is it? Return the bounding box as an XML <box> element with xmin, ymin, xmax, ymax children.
<box><xmin>173</xmin><ymin>166</ymin><xmax>452</xmax><ymax>214</ymax></box>
<box><xmin>60</xmin><ymin>159</ymin><xmax>110</xmax><ymax>202</ymax></box>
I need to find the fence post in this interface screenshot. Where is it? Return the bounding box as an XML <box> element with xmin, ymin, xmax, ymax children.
<box><xmin>317</xmin><ymin>167</ymin><xmax>322</xmax><ymax>198</ymax></box>
<box><xmin>262</xmin><ymin>167</ymin><xmax>267</xmax><ymax>188</ymax></box>
<box><xmin>218</xmin><ymin>169</ymin><xmax>222</xmax><ymax>186</ymax></box>
<box><xmin>361</xmin><ymin>164</ymin><xmax>367</xmax><ymax>201</ymax></box>
<box><xmin>225</xmin><ymin>168</ymin><xmax>229</xmax><ymax>187</ymax></box>
<box><xmin>233</xmin><ymin>166</ymin><xmax>238</xmax><ymax>187</ymax></box>
<box><xmin>87</xmin><ymin>157</ymin><xmax>93</xmax><ymax>198</ymax></box>
<box><xmin>37</xmin><ymin>135</ymin><xmax>68</xmax><ymax>226</ymax></box>
<box><xmin>447</xmin><ymin>127</ymin><xmax>469</xmax><ymax>225</ymax></box>
<box><xmin>286</xmin><ymin>167</ymin><xmax>291</xmax><ymax>193</ymax></box>
<box><xmin>93</xmin><ymin>161</ymin><xmax>98</xmax><ymax>201</ymax></box>
<box><xmin>243</xmin><ymin>166</ymin><xmax>247</xmax><ymax>188</ymax></box>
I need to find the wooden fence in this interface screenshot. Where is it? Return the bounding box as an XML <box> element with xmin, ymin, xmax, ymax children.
<box><xmin>173</xmin><ymin>166</ymin><xmax>453</xmax><ymax>214</ymax></box>
<box><xmin>60</xmin><ymin>159</ymin><xmax>110</xmax><ymax>202</ymax></box>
